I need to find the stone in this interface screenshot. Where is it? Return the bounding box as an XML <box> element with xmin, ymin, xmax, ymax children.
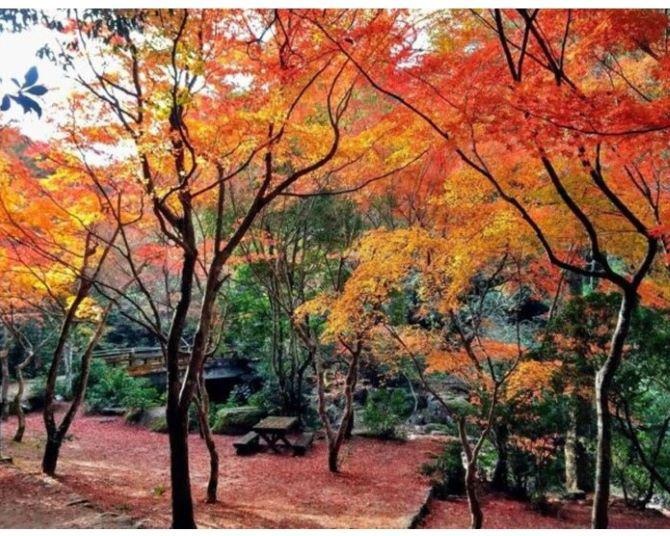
<box><xmin>563</xmin><ymin>489</ymin><xmax>587</xmax><ymax>501</ymax></box>
<box><xmin>98</xmin><ymin>407</ymin><xmax>126</xmax><ymax>416</ymax></box>
<box><xmin>211</xmin><ymin>406</ymin><xmax>265</xmax><ymax>435</ymax></box>
<box><xmin>126</xmin><ymin>406</ymin><xmax>168</xmax><ymax>434</ymax></box>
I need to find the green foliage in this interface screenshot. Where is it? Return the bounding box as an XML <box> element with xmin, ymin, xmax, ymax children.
<box><xmin>227</xmin><ymin>384</ymin><xmax>253</xmax><ymax>407</ymax></box>
<box><xmin>612</xmin><ymin>305</ymin><xmax>670</xmax><ymax>507</ymax></box>
<box><xmin>361</xmin><ymin>387</ymin><xmax>413</xmax><ymax>439</ymax></box>
<box><xmin>222</xmin><ymin>265</ymin><xmax>273</xmax><ymax>358</ymax></box>
<box><xmin>612</xmin><ymin>436</ymin><xmax>655</xmax><ymax>508</ymax></box>
<box><xmin>149</xmin><ymin>415</ymin><xmax>168</xmax><ymax>433</ymax></box>
<box><xmin>86</xmin><ymin>359</ymin><xmax>162</xmax><ymax>412</ymax></box>
<box><xmin>420</xmin><ymin>441</ymin><xmax>465</xmax><ymax>498</ymax></box>
<box><xmin>211</xmin><ymin>405</ymin><xmax>265</xmax><ymax>435</ymax></box>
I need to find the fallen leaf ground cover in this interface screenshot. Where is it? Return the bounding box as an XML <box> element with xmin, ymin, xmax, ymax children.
<box><xmin>2</xmin><ymin>410</ymin><xmax>670</xmax><ymax>529</ymax></box>
<box><xmin>2</xmin><ymin>410</ymin><xmax>439</xmax><ymax>528</ymax></box>
<box><xmin>420</xmin><ymin>492</ymin><xmax>670</xmax><ymax>529</ymax></box>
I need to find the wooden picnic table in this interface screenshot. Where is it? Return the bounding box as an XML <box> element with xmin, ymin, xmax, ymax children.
<box><xmin>253</xmin><ymin>416</ymin><xmax>298</xmax><ymax>453</ymax></box>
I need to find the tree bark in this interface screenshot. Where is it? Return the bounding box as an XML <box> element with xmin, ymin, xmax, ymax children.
<box><xmin>195</xmin><ymin>379</ymin><xmax>219</xmax><ymax>503</ymax></box>
<box><xmin>165</xmin><ymin>243</ymin><xmax>197</xmax><ymax>529</ymax></box>
<box><xmin>13</xmin><ymin>350</ymin><xmax>33</xmax><ymax>442</ymax></box>
<box><xmin>312</xmin><ymin>342</ymin><xmax>359</xmax><ymax>474</ymax></box>
<box><xmin>166</xmin><ymin>406</ymin><xmax>195</xmax><ymax>528</ymax></box>
<box><xmin>42</xmin><ymin>303</ymin><xmax>110</xmax><ymax>476</ymax></box>
<box><xmin>326</xmin><ymin>351</ymin><xmax>357</xmax><ymax>472</ymax></box>
<box><xmin>42</xmin><ymin>285</ymin><xmax>88</xmax><ymax>475</ymax></box>
<box><xmin>591</xmin><ymin>291</ymin><xmax>636</xmax><ymax>528</ymax></box>
<box><xmin>564</xmin><ymin>415</ymin><xmax>580</xmax><ymax>492</ymax></box>
<box><xmin>491</xmin><ymin>423</ymin><xmax>509</xmax><ymax>492</ymax></box>
<box><xmin>42</xmin><ymin>435</ymin><xmax>62</xmax><ymax>475</ymax></box>
<box><xmin>0</xmin><ymin>349</ymin><xmax>9</xmax><ymax>422</ymax></box>
<box><xmin>465</xmin><ymin>462</ymin><xmax>483</xmax><ymax>529</ymax></box>
<box><xmin>458</xmin><ymin>417</ymin><xmax>483</xmax><ymax>529</ymax></box>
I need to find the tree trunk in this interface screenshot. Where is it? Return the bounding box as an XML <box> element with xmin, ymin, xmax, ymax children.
<box><xmin>457</xmin><ymin>417</ymin><xmax>483</xmax><ymax>529</ymax></box>
<box><xmin>591</xmin><ymin>291</ymin><xmax>635</xmax><ymax>529</ymax></box>
<box><xmin>312</xmin><ymin>343</ymin><xmax>359</xmax><ymax>474</ymax></box>
<box><xmin>13</xmin><ymin>350</ymin><xmax>33</xmax><ymax>443</ymax></box>
<box><xmin>327</xmin><ymin>350</ymin><xmax>358</xmax><ymax>473</ymax></box>
<box><xmin>491</xmin><ymin>423</ymin><xmax>509</xmax><ymax>492</ymax></box>
<box><xmin>64</xmin><ymin>343</ymin><xmax>73</xmax><ymax>399</ymax></box>
<box><xmin>465</xmin><ymin>461</ymin><xmax>483</xmax><ymax>529</ymax></box>
<box><xmin>328</xmin><ymin>443</ymin><xmax>339</xmax><ymax>472</ymax></box>
<box><xmin>42</xmin><ymin>285</ymin><xmax>89</xmax><ymax>476</ymax></box>
<box><xmin>564</xmin><ymin>416</ymin><xmax>579</xmax><ymax>492</ymax></box>
<box><xmin>42</xmin><ymin>299</ymin><xmax>111</xmax><ymax>476</ymax></box>
<box><xmin>195</xmin><ymin>380</ymin><xmax>219</xmax><ymax>503</ymax></box>
<box><xmin>344</xmin><ymin>412</ymin><xmax>354</xmax><ymax>439</ymax></box>
<box><xmin>0</xmin><ymin>349</ymin><xmax>9</xmax><ymax>422</ymax></box>
<box><xmin>42</xmin><ymin>435</ymin><xmax>62</xmax><ymax>476</ymax></box>
<box><xmin>166</xmin><ymin>404</ymin><xmax>195</xmax><ymax>528</ymax></box>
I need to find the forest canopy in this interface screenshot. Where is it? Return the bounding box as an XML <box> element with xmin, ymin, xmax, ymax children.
<box><xmin>0</xmin><ymin>8</ymin><xmax>669</xmax><ymax>530</ymax></box>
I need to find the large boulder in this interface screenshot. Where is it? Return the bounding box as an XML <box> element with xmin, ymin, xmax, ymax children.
<box><xmin>211</xmin><ymin>406</ymin><xmax>265</xmax><ymax>435</ymax></box>
<box><xmin>7</xmin><ymin>380</ymin><xmax>44</xmax><ymax>413</ymax></box>
<box><xmin>125</xmin><ymin>406</ymin><xmax>168</xmax><ymax>433</ymax></box>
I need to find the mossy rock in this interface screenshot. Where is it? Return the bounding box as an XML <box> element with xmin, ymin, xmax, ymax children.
<box><xmin>424</xmin><ymin>423</ymin><xmax>452</xmax><ymax>435</ymax></box>
<box><xmin>149</xmin><ymin>416</ymin><xmax>168</xmax><ymax>433</ymax></box>
<box><xmin>126</xmin><ymin>406</ymin><xmax>168</xmax><ymax>434</ymax></box>
<box><xmin>212</xmin><ymin>406</ymin><xmax>265</xmax><ymax>435</ymax></box>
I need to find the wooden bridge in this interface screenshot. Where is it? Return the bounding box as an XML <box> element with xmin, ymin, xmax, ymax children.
<box><xmin>92</xmin><ymin>346</ymin><xmax>190</xmax><ymax>377</ymax></box>
<box><xmin>91</xmin><ymin>346</ymin><xmax>260</xmax><ymax>402</ymax></box>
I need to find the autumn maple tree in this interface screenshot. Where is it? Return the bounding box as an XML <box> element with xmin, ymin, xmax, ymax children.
<box><xmin>42</xmin><ymin>8</ymin><xmax>422</xmax><ymax>527</ymax></box>
<box><xmin>306</xmin><ymin>8</ymin><xmax>670</xmax><ymax>528</ymax></box>
<box><xmin>0</xmin><ymin>8</ymin><xmax>668</xmax><ymax>531</ymax></box>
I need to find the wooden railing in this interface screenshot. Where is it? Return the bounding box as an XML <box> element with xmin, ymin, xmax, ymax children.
<box><xmin>92</xmin><ymin>346</ymin><xmax>190</xmax><ymax>377</ymax></box>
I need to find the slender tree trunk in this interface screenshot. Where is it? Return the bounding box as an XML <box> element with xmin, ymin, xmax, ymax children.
<box><xmin>195</xmin><ymin>379</ymin><xmax>219</xmax><ymax>503</ymax></box>
<box><xmin>42</xmin><ymin>285</ymin><xmax>88</xmax><ymax>475</ymax></box>
<box><xmin>42</xmin><ymin>304</ymin><xmax>110</xmax><ymax>476</ymax></box>
<box><xmin>64</xmin><ymin>343</ymin><xmax>73</xmax><ymax>399</ymax></box>
<box><xmin>13</xmin><ymin>350</ymin><xmax>33</xmax><ymax>443</ymax></box>
<box><xmin>343</xmin><ymin>377</ymin><xmax>357</xmax><ymax>440</ymax></box>
<box><xmin>465</xmin><ymin>461</ymin><xmax>483</xmax><ymax>529</ymax></box>
<box><xmin>167</xmin><ymin>405</ymin><xmax>195</xmax><ymax>528</ymax></box>
<box><xmin>592</xmin><ymin>291</ymin><xmax>636</xmax><ymax>529</ymax></box>
<box><xmin>457</xmin><ymin>417</ymin><xmax>483</xmax><ymax>529</ymax></box>
<box><xmin>312</xmin><ymin>344</ymin><xmax>359</xmax><ymax>474</ymax></box>
<box><xmin>42</xmin><ymin>434</ymin><xmax>62</xmax><ymax>475</ymax></box>
<box><xmin>327</xmin><ymin>351</ymin><xmax>358</xmax><ymax>472</ymax></box>
<box><xmin>0</xmin><ymin>349</ymin><xmax>9</xmax><ymax>422</ymax></box>
<box><xmin>165</xmin><ymin>246</ymin><xmax>197</xmax><ymax>529</ymax></box>
<box><xmin>564</xmin><ymin>416</ymin><xmax>579</xmax><ymax>492</ymax></box>
<box><xmin>491</xmin><ymin>423</ymin><xmax>509</xmax><ymax>492</ymax></box>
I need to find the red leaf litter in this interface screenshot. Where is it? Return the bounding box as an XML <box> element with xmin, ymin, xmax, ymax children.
<box><xmin>420</xmin><ymin>493</ymin><xmax>670</xmax><ymax>529</ymax></box>
<box><xmin>2</xmin><ymin>411</ymin><xmax>440</xmax><ymax>528</ymax></box>
<box><xmin>2</xmin><ymin>411</ymin><xmax>670</xmax><ymax>529</ymax></box>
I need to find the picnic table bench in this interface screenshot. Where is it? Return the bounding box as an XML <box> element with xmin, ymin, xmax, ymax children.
<box><xmin>246</xmin><ymin>416</ymin><xmax>316</xmax><ymax>456</ymax></box>
<box><xmin>253</xmin><ymin>416</ymin><xmax>298</xmax><ymax>453</ymax></box>
<box><xmin>292</xmin><ymin>431</ymin><xmax>315</xmax><ymax>456</ymax></box>
<box><xmin>232</xmin><ymin>416</ymin><xmax>316</xmax><ymax>456</ymax></box>
<box><xmin>233</xmin><ymin>431</ymin><xmax>260</xmax><ymax>455</ymax></box>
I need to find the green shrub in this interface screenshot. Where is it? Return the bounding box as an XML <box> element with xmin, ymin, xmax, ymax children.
<box><xmin>149</xmin><ymin>415</ymin><xmax>168</xmax><ymax>433</ymax></box>
<box><xmin>86</xmin><ymin>359</ymin><xmax>162</xmax><ymax>413</ymax></box>
<box><xmin>361</xmin><ymin>387</ymin><xmax>413</xmax><ymax>439</ymax></box>
<box><xmin>420</xmin><ymin>440</ymin><xmax>465</xmax><ymax>498</ymax></box>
